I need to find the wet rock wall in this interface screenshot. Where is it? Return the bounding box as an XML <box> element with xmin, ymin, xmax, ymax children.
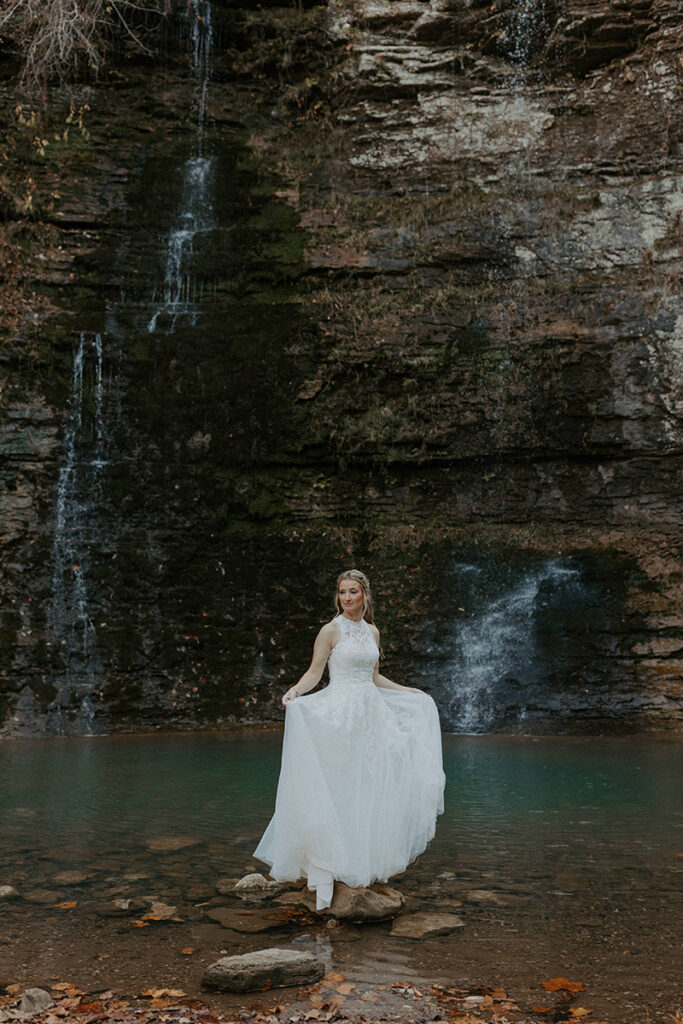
<box><xmin>0</xmin><ymin>0</ymin><xmax>681</xmax><ymax>734</ymax></box>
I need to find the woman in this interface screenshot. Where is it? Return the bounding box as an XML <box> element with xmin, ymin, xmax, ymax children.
<box><xmin>253</xmin><ymin>569</ymin><xmax>445</xmax><ymax>910</ymax></box>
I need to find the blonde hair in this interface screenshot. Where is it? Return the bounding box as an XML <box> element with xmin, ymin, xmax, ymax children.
<box><xmin>334</xmin><ymin>569</ymin><xmax>375</xmax><ymax>624</ymax></box>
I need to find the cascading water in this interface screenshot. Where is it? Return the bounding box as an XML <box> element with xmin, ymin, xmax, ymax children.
<box><xmin>147</xmin><ymin>0</ymin><xmax>215</xmax><ymax>333</ymax></box>
<box><xmin>500</xmin><ymin>0</ymin><xmax>558</xmax><ymax>76</ymax></box>
<box><xmin>45</xmin><ymin>3</ymin><xmax>217</xmax><ymax>731</ymax></box>
<box><xmin>47</xmin><ymin>333</ymin><xmax>108</xmax><ymax>731</ymax></box>
<box><xmin>437</xmin><ymin>559</ymin><xmax>598</xmax><ymax>733</ymax></box>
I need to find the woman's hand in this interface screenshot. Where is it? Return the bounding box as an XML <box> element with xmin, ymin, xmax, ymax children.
<box><xmin>282</xmin><ymin>686</ymin><xmax>300</xmax><ymax>707</ymax></box>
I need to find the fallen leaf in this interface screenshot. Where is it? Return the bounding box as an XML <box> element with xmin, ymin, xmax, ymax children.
<box><xmin>569</xmin><ymin>1010</ymin><xmax>592</xmax><ymax>1018</ymax></box>
<box><xmin>55</xmin><ymin>901</ymin><xmax>78</xmax><ymax>909</ymax></box>
<box><xmin>130</xmin><ymin>919</ymin><xmax>150</xmax><ymax>927</ymax></box>
<box><xmin>335</xmin><ymin>983</ymin><xmax>355</xmax><ymax>995</ymax></box>
<box><xmin>324</xmin><ymin>972</ymin><xmax>346</xmax><ymax>984</ymax></box>
<box><xmin>541</xmin><ymin>977</ymin><xmax>584</xmax><ymax>994</ymax></box>
<box><xmin>50</xmin><ymin>984</ymin><xmax>82</xmax><ymax>995</ymax></box>
<box><xmin>140</xmin><ymin>988</ymin><xmax>186</xmax><ymax>999</ymax></box>
<box><xmin>531</xmin><ymin>1008</ymin><xmax>550</xmax><ymax>1014</ymax></box>
<box><xmin>76</xmin><ymin>1001</ymin><xmax>103</xmax><ymax>1013</ymax></box>
<box><xmin>490</xmin><ymin>987</ymin><xmax>507</xmax><ymax>999</ymax></box>
<box><xmin>181</xmin><ymin>947</ymin><xmax>196</xmax><ymax>955</ymax></box>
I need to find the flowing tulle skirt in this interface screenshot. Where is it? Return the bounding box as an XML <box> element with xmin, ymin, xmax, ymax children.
<box><xmin>253</xmin><ymin>681</ymin><xmax>445</xmax><ymax>908</ymax></box>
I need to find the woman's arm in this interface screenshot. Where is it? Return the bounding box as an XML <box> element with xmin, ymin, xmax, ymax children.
<box><xmin>282</xmin><ymin>622</ymin><xmax>337</xmax><ymax>706</ymax></box>
<box><xmin>370</xmin><ymin>625</ymin><xmax>422</xmax><ymax>693</ymax></box>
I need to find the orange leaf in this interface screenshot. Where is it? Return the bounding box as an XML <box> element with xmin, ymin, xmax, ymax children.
<box><xmin>324</xmin><ymin>972</ymin><xmax>346</xmax><ymax>983</ymax></box>
<box><xmin>335</xmin><ymin>983</ymin><xmax>355</xmax><ymax>995</ymax></box>
<box><xmin>76</xmin><ymin>1002</ymin><xmax>103</xmax><ymax>1014</ymax></box>
<box><xmin>181</xmin><ymin>947</ymin><xmax>196</xmax><ymax>955</ymax></box>
<box><xmin>490</xmin><ymin>988</ymin><xmax>507</xmax><ymax>999</ymax></box>
<box><xmin>130</xmin><ymin>919</ymin><xmax>150</xmax><ymax>928</ymax></box>
<box><xmin>141</xmin><ymin>914</ymin><xmax>164</xmax><ymax>921</ymax></box>
<box><xmin>541</xmin><ymin>977</ymin><xmax>584</xmax><ymax>994</ymax></box>
<box><xmin>569</xmin><ymin>1010</ymin><xmax>592</xmax><ymax>1018</ymax></box>
<box><xmin>55</xmin><ymin>901</ymin><xmax>77</xmax><ymax>909</ymax></box>
<box><xmin>531</xmin><ymin>1008</ymin><xmax>550</xmax><ymax>1014</ymax></box>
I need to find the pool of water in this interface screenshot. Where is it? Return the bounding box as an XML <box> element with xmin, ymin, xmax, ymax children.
<box><xmin>1</xmin><ymin>731</ymin><xmax>682</xmax><ymax>1020</ymax></box>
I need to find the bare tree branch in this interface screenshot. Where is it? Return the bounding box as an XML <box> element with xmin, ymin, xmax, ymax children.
<box><xmin>0</xmin><ymin>0</ymin><xmax>171</xmax><ymax>91</ymax></box>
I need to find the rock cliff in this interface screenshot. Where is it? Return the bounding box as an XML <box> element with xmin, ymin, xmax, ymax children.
<box><xmin>0</xmin><ymin>0</ymin><xmax>681</xmax><ymax>734</ymax></box>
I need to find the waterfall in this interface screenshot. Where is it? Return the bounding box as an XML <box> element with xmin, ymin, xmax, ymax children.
<box><xmin>47</xmin><ymin>333</ymin><xmax>108</xmax><ymax>731</ymax></box>
<box><xmin>442</xmin><ymin>559</ymin><xmax>590</xmax><ymax>733</ymax></box>
<box><xmin>147</xmin><ymin>0</ymin><xmax>215</xmax><ymax>334</ymax></box>
<box><xmin>501</xmin><ymin>0</ymin><xmax>557</xmax><ymax>75</ymax></box>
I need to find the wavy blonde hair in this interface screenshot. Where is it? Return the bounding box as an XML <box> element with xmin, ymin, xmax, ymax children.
<box><xmin>334</xmin><ymin>569</ymin><xmax>375</xmax><ymax>624</ymax></box>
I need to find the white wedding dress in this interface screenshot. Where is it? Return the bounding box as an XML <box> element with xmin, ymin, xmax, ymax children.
<box><xmin>253</xmin><ymin>614</ymin><xmax>446</xmax><ymax>909</ymax></box>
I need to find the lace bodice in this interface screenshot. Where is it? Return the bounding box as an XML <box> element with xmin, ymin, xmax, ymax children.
<box><xmin>327</xmin><ymin>614</ymin><xmax>379</xmax><ymax>687</ymax></box>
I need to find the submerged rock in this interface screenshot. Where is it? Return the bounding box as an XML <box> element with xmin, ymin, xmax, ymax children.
<box><xmin>145</xmin><ymin>837</ymin><xmax>201</xmax><ymax>853</ymax></box>
<box><xmin>205</xmin><ymin>906</ymin><xmax>285</xmax><ymax>932</ymax></box>
<box><xmin>390</xmin><ymin>911</ymin><xmax>465</xmax><ymax>938</ymax></box>
<box><xmin>51</xmin><ymin>870</ymin><xmax>92</xmax><ymax>885</ymax></box>
<box><xmin>95</xmin><ymin>896</ymin><xmax>148</xmax><ymax>918</ymax></box>
<box><xmin>203</xmin><ymin>948</ymin><xmax>325</xmax><ymax>992</ymax></box>
<box><xmin>465</xmin><ymin>889</ymin><xmax>509</xmax><ymax>905</ymax></box>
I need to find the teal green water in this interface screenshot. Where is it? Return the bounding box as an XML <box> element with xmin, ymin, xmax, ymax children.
<box><xmin>1</xmin><ymin>732</ymin><xmax>681</xmax><ymax>860</ymax></box>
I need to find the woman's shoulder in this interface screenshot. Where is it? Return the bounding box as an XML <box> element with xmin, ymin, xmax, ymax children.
<box><xmin>368</xmin><ymin>621</ymin><xmax>380</xmax><ymax>639</ymax></box>
<box><xmin>319</xmin><ymin>617</ymin><xmax>342</xmax><ymax>637</ymax></box>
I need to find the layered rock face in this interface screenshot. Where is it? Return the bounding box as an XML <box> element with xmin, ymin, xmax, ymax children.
<box><xmin>0</xmin><ymin>0</ymin><xmax>681</xmax><ymax>734</ymax></box>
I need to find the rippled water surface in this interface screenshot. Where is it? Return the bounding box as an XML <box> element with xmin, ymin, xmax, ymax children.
<box><xmin>1</xmin><ymin>732</ymin><xmax>681</xmax><ymax>1021</ymax></box>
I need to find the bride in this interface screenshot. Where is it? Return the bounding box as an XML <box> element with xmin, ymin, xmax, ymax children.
<box><xmin>253</xmin><ymin>569</ymin><xmax>446</xmax><ymax>910</ymax></box>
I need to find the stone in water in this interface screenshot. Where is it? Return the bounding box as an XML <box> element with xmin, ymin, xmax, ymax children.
<box><xmin>203</xmin><ymin>948</ymin><xmax>324</xmax><ymax>992</ymax></box>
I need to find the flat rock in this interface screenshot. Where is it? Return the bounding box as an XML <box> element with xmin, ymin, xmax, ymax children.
<box><xmin>95</xmin><ymin>897</ymin><xmax>148</xmax><ymax>918</ymax></box>
<box><xmin>23</xmin><ymin>890</ymin><xmax>62</xmax><ymax>904</ymax></box>
<box><xmin>390</xmin><ymin>911</ymin><xmax>465</xmax><ymax>938</ymax></box>
<box><xmin>19</xmin><ymin>988</ymin><xmax>53</xmax><ymax>1013</ymax></box>
<box><xmin>145</xmin><ymin>836</ymin><xmax>201</xmax><ymax>853</ymax></box>
<box><xmin>51</xmin><ymin>870</ymin><xmax>92</xmax><ymax>885</ymax></box>
<box><xmin>273</xmin><ymin>889</ymin><xmax>313</xmax><ymax>907</ymax></box>
<box><xmin>233</xmin><ymin>873</ymin><xmax>284</xmax><ymax>901</ymax></box>
<box><xmin>465</xmin><ymin>889</ymin><xmax>508</xmax><ymax>905</ymax></box>
<box><xmin>205</xmin><ymin>906</ymin><xmax>289</xmax><ymax>933</ymax></box>
<box><xmin>0</xmin><ymin>885</ymin><xmax>19</xmax><ymax>900</ymax></box>
<box><xmin>203</xmin><ymin>948</ymin><xmax>324</xmax><ymax>992</ymax></box>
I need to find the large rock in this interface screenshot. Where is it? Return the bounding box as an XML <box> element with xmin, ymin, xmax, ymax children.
<box><xmin>325</xmin><ymin>882</ymin><xmax>405</xmax><ymax>921</ymax></box>
<box><xmin>390</xmin><ymin>912</ymin><xmax>465</xmax><ymax>938</ymax></box>
<box><xmin>0</xmin><ymin>885</ymin><xmax>19</xmax><ymax>900</ymax></box>
<box><xmin>232</xmin><ymin>873</ymin><xmax>284</xmax><ymax>901</ymax></box>
<box><xmin>203</xmin><ymin>948</ymin><xmax>325</xmax><ymax>992</ymax></box>
<box><xmin>19</xmin><ymin>989</ymin><xmax>53</xmax><ymax>1014</ymax></box>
